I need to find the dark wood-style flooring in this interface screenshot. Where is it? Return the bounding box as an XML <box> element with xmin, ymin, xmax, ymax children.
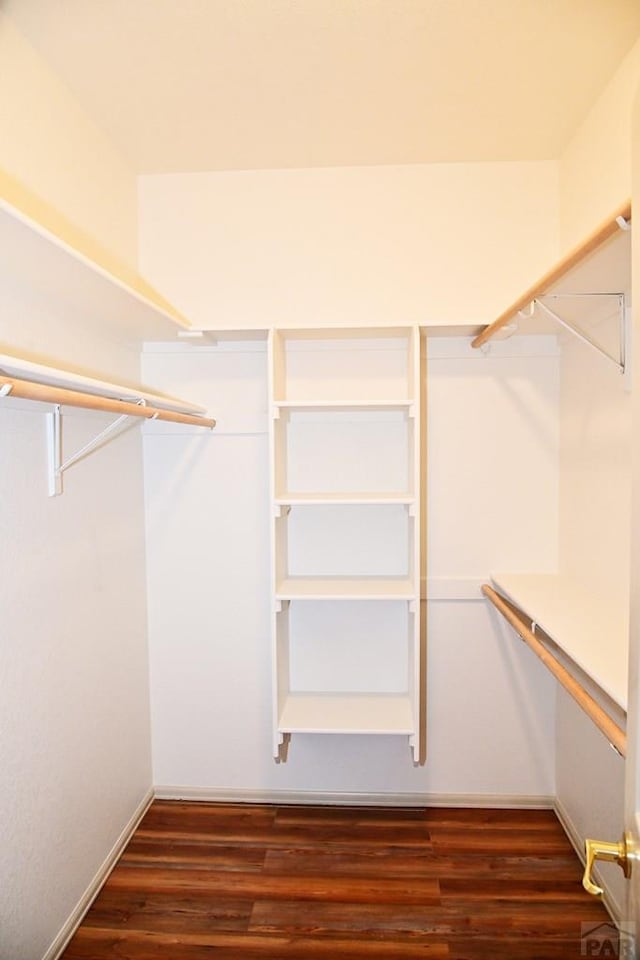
<box><xmin>61</xmin><ymin>800</ymin><xmax>615</xmax><ymax>959</ymax></box>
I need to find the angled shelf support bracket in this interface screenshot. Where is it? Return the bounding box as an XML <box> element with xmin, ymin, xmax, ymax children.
<box><xmin>521</xmin><ymin>293</ymin><xmax>626</xmax><ymax>373</ymax></box>
<box><xmin>47</xmin><ymin>400</ymin><xmax>154</xmax><ymax>497</ymax></box>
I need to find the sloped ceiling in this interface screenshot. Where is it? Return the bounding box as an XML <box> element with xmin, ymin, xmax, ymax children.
<box><xmin>5</xmin><ymin>0</ymin><xmax>640</xmax><ymax>172</ymax></box>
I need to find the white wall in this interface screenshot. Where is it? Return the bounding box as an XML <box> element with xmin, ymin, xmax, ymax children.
<box><xmin>0</xmin><ymin>250</ymin><xmax>153</xmax><ymax>957</ymax></box>
<box><xmin>554</xmin><ymin>327</ymin><xmax>629</xmax><ymax>913</ymax></box>
<box><xmin>556</xmin><ymin>690</ymin><xmax>626</xmax><ymax>918</ymax></box>
<box><xmin>559</xmin><ymin>37</ymin><xmax>640</xmax><ymax>250</ymax></box>
<box><xmin>558</xmin><ymin>331</ymin><xmax>631</xmax><ymax>605</ymax></box>
<box><xmin>138</xmin><ymin>162</ymin><xmax>558</xmax><ymax>331</ymax></box>
<box><xmin>0</xmin><ymin>10</ymin><xmax>138</xmax><ymax>269</ymax></box>
<box><xmin>142</xmin><ymin>335</ymin><xmax>558</xmax><ymax>800</ymax></box>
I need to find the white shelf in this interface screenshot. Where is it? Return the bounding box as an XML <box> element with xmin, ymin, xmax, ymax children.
<box><xmin>274</xmin><ymin>326</ymin><xmax>416</xmax><ymax>340</ymax></box>
<box><xmin>276</xmin><ymin>577</ymin><xmax>416</xmax><ymax>600</ymax></box>
<box><xmin>491</xmin><ymin>573</ymin><xmax>628</xmax><ymax>710</ymax></box>
<box><xmin>0</xmin><ymin>172</ymin><xmax>191</xmax><ymax>342</ymax></box>
<box><xmin>278</xmin><ymin>693</ymin><xmax>414</xmax><ymax>734</ymax></box>
<box><xmin>0</xmin><ymin>352</ymin><xmax>205</xmax><ymax>416</ymax></box>
<box><xmin>273</xmin><ymin>400</ymin><xmax>414</xmax><ymax>412</ymax></box>
<box><xmin>275</xmin><ymin>492</ymin><xmax>415</xmax><ymax>505</ymax></box>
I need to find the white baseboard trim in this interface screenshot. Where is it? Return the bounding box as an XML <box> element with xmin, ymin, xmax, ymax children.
<box><xmin>45</xmin><ymin>786</ymin><xmax>154</xmax><ymax>960</ymax></box>
<box><xmin>154</xmin><ymin>785</ymin><xmax>554</xmax><ymax>809</ymax></box>
<box><xmin>553</xmin><ymin>797</ymin><xmax>622</xmax><ymax>925</ymax></box>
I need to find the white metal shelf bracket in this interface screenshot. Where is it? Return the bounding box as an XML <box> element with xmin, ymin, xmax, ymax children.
<box><xmin>47</xmin><ymin>400</ymin><xmax>153</xmax><ymax>497</ymax></box>
<box><xmin>519</xmin><ymin>294</ymin><xmax>626</xmax><ymax>373</ymax></box>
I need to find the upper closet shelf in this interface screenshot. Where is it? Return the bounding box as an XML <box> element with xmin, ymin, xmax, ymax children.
<box><xmin>472</xmin><ymin>201</ymin><xmax>632</xmax><ymax>365</ymax></box>
<box><xmin>489</xmin><ymin>572</ymin><xmax>628</xmax><ymax>712</ymax></box>
<box><xmin>0</xmin><ymin>169</ymin><xmax>192</xmax><ymax>341</ymax></box>
<box><xmin>0</xmin><ymin>352</ymin><xmax>215</xmax><ymax>496</ymax></box>
<box><xmin>0</xmin><ymin>352</ymin><xmax>205</xmax><ymax>415</ymax></box>
<box><xmin>273</xmin><ymin>400</ymin><xmax>415</xmax><ymax>412</ymax></box>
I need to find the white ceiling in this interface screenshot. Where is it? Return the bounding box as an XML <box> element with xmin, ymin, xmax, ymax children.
<box><xmin>6</xmin><ymin>0</ymin><xmax>640</xmax><ymax>173</ymax></box>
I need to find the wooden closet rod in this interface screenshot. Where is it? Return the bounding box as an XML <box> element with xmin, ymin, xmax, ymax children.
<box><xmin>0</xmin><ymin>375</ymin><xmax>216</xmax><ymax>428</ymax></box>
<box><xmin>482</xmin><ymin>584</ymin><xmax>626</xmax><ymax>757</ymax></box>
<box><xmin>472</xmin><ymin>200</ymin><xmax>632</xmax><ymax>349</ymax></box>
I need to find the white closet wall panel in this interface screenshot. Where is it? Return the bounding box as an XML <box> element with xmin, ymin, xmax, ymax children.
<box><xmin>286</xmin><ymin>504</ymin><xmax>409</xmax><ymax>577</ymax></box>
<box><xmin>427</xmin><ymin>338</ymin><xmax>561</xmax><ymax>579</ymax></box>
<box><xmin>0</xmin><ymin>290</ymin><xmax>151</xmax><ymax>960</ymax></box>
<box><xmin>426</xmin><ymin>600</ymin><xmax>556</xmax><ymax>795</ymax></box>
<box><xmin>559</xmin><ymin>334</ymin><xmax>631</xmax><ymax>601</ymax></box>
<box><xmin>144</xmin><ymin>430</ymin><xmax>272</xmax><ymax>784</ymax></box>
<box><xmin>552</xmin><ymin>325</ymin><xmax>630</xmax><ymax>917</ymax></box>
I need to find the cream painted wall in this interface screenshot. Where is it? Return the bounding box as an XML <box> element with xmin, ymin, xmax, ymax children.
<box><xmin>0</xmin><ymin>11</ymin><xmax>138</xmax><ymax>269</ymax></box>
<box><xmin>0</xmin><ymin>242</ymin><xmax>153</xmax><ymax>956</ymax></box>
<box><xmin>556</xmin><ymin>690</ymin><xmax>626</xmax><ymax>918</ymax></box>
<box><xmin>559</xmin><ymin>37</ymin><xmax>640</xmax><ymax>250</ymax></box>
<box><xmin>554</xmin><ymin>337</ymin><xmax>628</xmax><ymax>918</ymax></box>
<box><xmin>558</xmin><ymin>333</ymin><xmax>631</xmax><ymax>604</ymax></box>
<box><xmin>138</xmin><ymin>162</ymin><xmax>559</xmax><ymax>330</ymax></box>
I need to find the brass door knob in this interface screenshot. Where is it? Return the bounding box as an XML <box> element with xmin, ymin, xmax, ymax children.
<box><xmin>583</xmin><ymin>835</ymin><xmax>632</xmax><ymax>896</ymax></box>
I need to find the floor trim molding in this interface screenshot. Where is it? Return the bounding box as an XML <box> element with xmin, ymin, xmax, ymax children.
<box><xmin>154</xmin><ymin>785</ymin><xmax>555</xmax><ymax>809</ymax></box>
<box><xmin>45</xmin><ymin>786</ymin><xmax>154</xmax><ymax>960</ymax></box>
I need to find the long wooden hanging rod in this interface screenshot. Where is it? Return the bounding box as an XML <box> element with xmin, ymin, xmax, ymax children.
<box><xmin>472</xmin><ymin>200</ymin><xmax>632</xmax><ymax>349</ymax></box>
<box><xmin>0</xmin><ymin>375</ymin><xmax>216</xmax><ymax>429</ymax></box>
<box><xmin>482</xmin><ymin>584</ymin><xmax>626</xmax><ymax>757</ymax></box>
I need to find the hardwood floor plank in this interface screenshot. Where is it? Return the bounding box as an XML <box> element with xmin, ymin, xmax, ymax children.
<box><xmin>248</xmin><ymin>898</ymin><xmax>605</xmax><ymax>938</ymax></box>
<box><xmin>418</xmin><ymin>808</ymin><xmax>559</xmax><ymax>828</ymax></box>
<box><xmin>263</xmin><ymin>849</ymin><xmax>583</xmax><ymax>881</ymax></box>
<box><xmin>82</xmin><ymin>888</ymin><xmax>253</xmax><ymax>933</ymax></box>
<box><xmin>439</xmin><ymin>878</ymin><xmax>595</xmax><ymax>902</ymax></box>
<box><xmin>275</xmin><ymin>805</ymin><xmax>558</xmax><ymax>829</ymax></box>
<box><xmin>429</xmin><ymin>827</ymin><xmax>572</xmax><ymax>856</ymax></box>
<box><xmin>134</xmin><ymin>825</ymin><xmax>436</xmax><ymax>851</ymax></box>
<box><xmin>106</xmin><ymin>866</ymin><xmax>441</xmax><ymax>904</ymax></box>
<box><xmin>444</xmin><ymin>938</ymin><xmax>596</xmax><ymax>959</ymax></box>
<box><xmin>64</xmin><ymin>927</ymin><xmax>450</xmax><ymax>958</ymax></box>
<box><xmin>121</xmin><ymin>838</ymin><xmax>267</xmax><ymax>872</ymax></box>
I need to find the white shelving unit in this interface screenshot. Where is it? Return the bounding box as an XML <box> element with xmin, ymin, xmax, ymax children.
<box><xmin>268</xmin><ymin>327</ymin><xmax>422</xmax><ymax>761</ymax></box>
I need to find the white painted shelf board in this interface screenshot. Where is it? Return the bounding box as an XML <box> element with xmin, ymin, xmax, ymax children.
<box><xmin>0</xmin><ymin>353</ymin><xmax>205</xmax><ymax>415</ymax></box>
<box><xmin>0</xmin><ymin>192</ymin><xmax>190</xmax><ymax>342</ymax></box>
<box><xmin>279</xmin><ymin>693</ymin><xmax>414</xmax><ymax>734</ymax></box>
<box><xmin>275</xmin><ymin>326</ymin><xmax>415</xmax><ymax>341</ymax></box>
<box><xmin>273</xmin><ymin>400</ymin><xmax>414</xmax><ymax>412</ymax></box>
<box><xmin>491</xmin><ymin>573</ymin><xmax>628</xmax><ymax>710</ymax></box>
<box><xmin>275</xmin><ymin>492</ymin><xmax>415</xmax><ymax>505</ymax></box>
<box><xmin>276</xmin><ymin>577</ymin><xmax>416</xmax><ymax>600</ymax></box>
